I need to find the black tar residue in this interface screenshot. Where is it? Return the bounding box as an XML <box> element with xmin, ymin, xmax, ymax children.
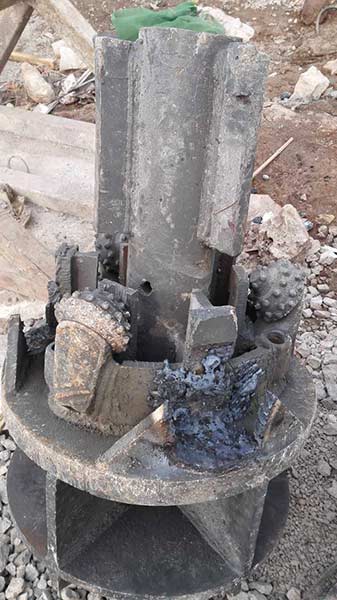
<box><xmin>151</xmin><ymin>351</ymin><xmax>276</xmax><ymax>471</ymax></box>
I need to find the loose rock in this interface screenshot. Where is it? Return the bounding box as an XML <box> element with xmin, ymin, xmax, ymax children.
<box><xmin>322</xmin><ymin>363</ymin><xmax>337</xmax><ymax>399</ymax></box>
<box><xmin>324</xmin><ymin>59</ymin><xmax>337</xmax><ymax>75</ymax></box>
<box><xmin>248</xmin><ymin>592</ymin><xmax>266</xmax><ymax>600</ymax></box>
<box><xmin>264</xmin><ymin>204</ymin><xmax>311</xmax><ymax>262</ymax></box>
<box><xmin>227</xmin><ymin>593</ymin><xmax>249</xmax><ymax>600</ymax></box>
<box><xmin>247</xmin><ymin>194</ymin><xmax>281</xmax><ymax>223</ymax></box>
<box><xmin>327</xmin><ymin>481</ymin><xmax>337</xmax><ymax>500</ymax></box>
<box><xmin>319</xmin><ymin>251</ymin><xmax>337</xmax><ymax>266</ymax></box>
<box><xmin>310</xmin><ymin>296</ymin><xmax>322</xmax><ymax>310</ymax></box>
<box><xmin>60</xmin><ymin>587</ymin><xmax>81</xmax><ymax>600</ymax></box>
<box><xmin>21</xmin><ymin>63</ymin><xmax>55</xmax><ymax>104</ymax></box>
<box><xmin>5</xmin><ymin>577</ymin><xmax>25</xmax><ymax>599</ymax></box>
<box><xmin>290</xmin><ymin>66</ymin><xmax>329</xmax><ymax>104</ymax></box>
<box><xmin>286</xmin><ymin>588</ymin><xmax>301</xmax><ymax>600</ymax></box>
<box><xmin>200</xmin><ymin>7</ymin><xmax>255</xmax><ymax>41</ymax></box>
<box><xmin>0</xmin><ymin>539</ymin><xmax>9</xmax><ymax>571</ymax></box>
<box><xmin>25</xmin><ymin>563</ymin><xmax>39</xmax><ymax>582</ymax></box>
<box><xmin>59</xmin><ymin>47</ymin><xmax>86</xmax><ymax>72</ymax></box>
<box><xmin>307</xmin><ymin>355</ymin><xmax>321</xmax><ymax>369</ymax></box>
<box><xmin>317</xmin><ymin>459</ymin><xmax>331</xmax><ymax>476</ymax></box>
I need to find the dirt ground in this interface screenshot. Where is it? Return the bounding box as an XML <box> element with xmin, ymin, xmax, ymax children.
<box><xmin>2</xmin><ymin>0</ymin><xmax>337</xmax><ymax>226</ymax></box>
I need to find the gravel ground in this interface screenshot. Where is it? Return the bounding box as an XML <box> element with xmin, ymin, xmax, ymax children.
<box><xmin>227</xmin><ymin>231</ymin><xmax>337</xmax><ymax>600</ymax></box>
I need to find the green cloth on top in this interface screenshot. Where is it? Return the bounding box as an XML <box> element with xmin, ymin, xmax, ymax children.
<box><xmin>111</xmin><ymin>2</ymin><xmax>224</xmax><ymax>41</ymax></box>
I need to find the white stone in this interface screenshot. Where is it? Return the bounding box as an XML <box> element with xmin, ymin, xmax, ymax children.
<box><xmin>263</xmin><ymin>204</ymin><xmax>310</xmax><ymax>262</ymax></box>
<box><xmin>248</xmin><ymin>592</ymin><xmax>266</xmax><ymax>600</ymax></box>
<box><xmin>302</xmin><ymin>308</ymin><xmax>312</xmax><ymax>319</ymax></box>
<box><xmin>307</xmin><ymin>355</ymin><xmax>321</xmax><ymax>369</ymax></box>
<box><xmin>297</xmin><ymin>345</ymin><xmax>310</xmax><ymax>358</ymax></box>
<box><xmin>5</xmin><ymin>577</ymin><xmax>25</xmax><ymax>599</ymax></box>
<box><xmin>40</xmin><ymin>591</ymin><xmax>53</xmax><ymax>600</ymax></box>
<box><xmin>0</xmin><ymin>517</ymin><xmax>11</xmax><ymax>534</ymax></box>
<box><xmin>286</xmin><ymin>588</ymin><xmax>301</xmax><ymax>600</ymax></box>
<box><xmin>310</xmin><ymin>295</ymin><xmax>322</xmax><ymax>310</ymax></box>
<box><xmin>314</xmin><ymin>379</ymin><xmax>326</xmax><ymax>400</ymax></box>
<box><xmin>320</xmin><ymin>339</ymin><xmax>334</xmax><ymax>349</ymax></box>
<box><xmin>324</xmin><ymin>297</ymin><xmax>337</xmax><ymax>308</ymax></box>
<box><xmin>25</xmin><ymin>564</ymin><xmax>38</xmax><ymax>582</ymax></box>
<box><xmin>319</xmin><ymin>251</ymin><xmax>337</xmax><ymax>266</ymax></box>
<box><xmin>317</xmin><ymin>283</ymin><xmax>330</xmax><ymax>293</ymax></box>
<box><xmin>21</xmin><ymin>63</ymin><xmax>55</xmax><ymax>104</ymax></box>
<box><xmin>290</xmin><ymin>66</ymin><xmax>329</xmax><ymax>103</ymax></box>
<box><xmin>308</xmin><ymin>285</ymin><xmax>319</xmax><ymax>297</ymax></box>
<box><xmin>317</xmin><ymin>459</ymin><xmax>331</xmax><ymax>476</ymax></box>
<box><xmin>324</xmin><ymin>59</ymin><xmax>337</xmax><ymax>75</ymax></box>
<box><xmin>323</xmin><ymin>363</ymin><xmax>337</xmax><ymax>400</ymax></box>
<box><xmin>52</xmin><ymin>39</ymin><xmax>66</xmax><ymax>58</ymax></box>
<box><xmin>53</xmin><ymin>39</ymin><xmax>86</xmax><ymax>71</ymax></box>
<box><xmin>323</xmin><ymin>354</ymin><xmax>337</xmax><ymax>365</ymax></box>
<box><xmin>314</xmin><ymin>309</ymin><xmax>330</xmax><ymax>319</ymax></box>
<box><xmin>200</xmin><ymin>7</ymin><xmax>255</xmax><ymax>41</ymax></box>
<box><xmin>325</xmin><ymin>419</ymin><xmax>337</xmax><ymax>435</ymax></box>
<box><xmin>248</xmin><ymin>194</ymin><xmax>281</xmax><ymax>222</ymax></box>
<box><xmin>318</xmin><ymin>225</ymin><xmax>328</xmax><ymax>238</ymax></box>
<box><xmin>309</xmin><ymin>238</ymin><xmax>321</xmax><ymax>255</ymax></box>
<box><xmin>59</xmin><ymin>46</ymin><xmax>86</xmax><ymax>72</ymax></box>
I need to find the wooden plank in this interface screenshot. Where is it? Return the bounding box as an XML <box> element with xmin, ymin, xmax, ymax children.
<box><xmin>9</xmin><ymin>50</ymin><xmax>55</xmax><ymax>68</ymax></box>
<box><xmin>0</xmin><ymin>0</ymin><xmax>22</xmax><ymax>11</ymax></box>
<box><xmin>0</xmin><ymin>1</ymin><xmax>33</xmax><ymax>73</ymax></box>
<box><xmin>0</xmin><ymin>206</ymin><xmax>54</xmax><ymax>301</ymax></box>
<box><xmin>34</xmin><ymin>0</ymin><xmax>96</xmax><ymax>70</ymax></box>
<box><xmin>0</xmin><ymin>106</ymin><xmax>95</xmax><ymax>220</ymax></box>
<box><xmin>0</xmin><ymin>167</ymin><xmax>94</xmax><ymax>220</ymax></box>
<box><xmin>0</xmin><ymin>105</ymin><xmax>95</xmax><ymax>151</ymax></box>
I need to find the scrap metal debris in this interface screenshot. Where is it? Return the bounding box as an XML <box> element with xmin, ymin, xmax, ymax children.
<box><xmin>150</xmin><ymin>352</ymin><xmax>278</xmax><ymax>470</ymax></box>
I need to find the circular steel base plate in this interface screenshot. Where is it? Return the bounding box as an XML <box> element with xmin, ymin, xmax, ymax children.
<box><xmin>8</xmin><ymin>449</ymin><xmax>289</xmax><ymax>600</ymax></box>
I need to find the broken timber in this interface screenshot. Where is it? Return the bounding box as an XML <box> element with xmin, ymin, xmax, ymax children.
<box><xmin>0</xmin><ymin>1</ymin><xmax>33</xmax><ymax>72</ymax></box>
<box><xmin>0</xmin><ymin>201</ymin><xmax>54</xmax><ymax>301</ymax></box>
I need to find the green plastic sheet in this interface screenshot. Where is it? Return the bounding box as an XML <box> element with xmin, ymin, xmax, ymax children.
<box><xmin>111</xmin><ymin>2</ymin><xmax>224</xmax><ymax>41</ymax></box>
